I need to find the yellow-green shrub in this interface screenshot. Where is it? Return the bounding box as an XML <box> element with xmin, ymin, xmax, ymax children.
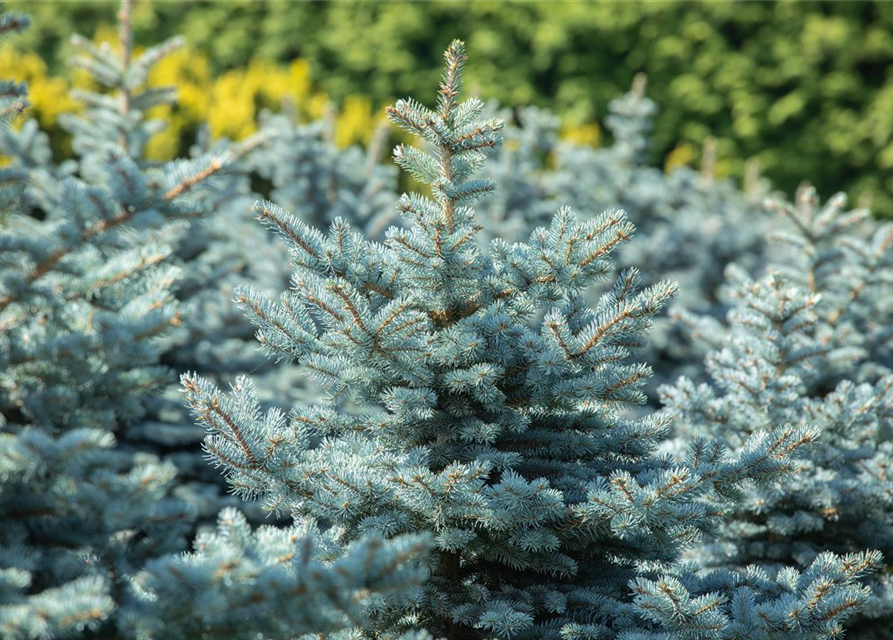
<box><xmin>3</xmin><ymin>36</ymin><xmax>386</xmax><ymax>162</ymax></box>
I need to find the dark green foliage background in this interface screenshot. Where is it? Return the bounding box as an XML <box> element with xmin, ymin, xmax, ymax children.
<box><xmin>10</xmin><ymin>0</ymin><xmax>893</xmax><ymax>216</ymax></box>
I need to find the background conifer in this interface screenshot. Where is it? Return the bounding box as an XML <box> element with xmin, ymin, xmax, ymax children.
<box><xmin>662</xmin><ymin>190</ymin><xmax>893</xmax><ymax>639</ymax></box>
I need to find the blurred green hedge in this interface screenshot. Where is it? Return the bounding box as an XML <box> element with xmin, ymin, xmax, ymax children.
<box><xmin>9</xmin><ymin>1</ymin><xmax>893</xmax><ymax>216</ymax></box>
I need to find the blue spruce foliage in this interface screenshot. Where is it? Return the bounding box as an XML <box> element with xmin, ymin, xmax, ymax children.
<box><xmin>1</xmin><ymin>4</ymin><xmax>432</xmax><ymax>638</ymax></box>
<box><xmin>763</xmin><ymin>185</ymin><xmax>893</xmax><ymax>387</ymax></box>
<box><xmin>0</xmin><ymin>1</ymin><xmax>248</xmax><ymax>526</ymax></box>
<box><xmin>123</xmin><ymin>508</ymin><xmax>431</xmax><ymax>640</ymax></box>
<box><xmin>182</xmin><ymin>40</ymin><xmax>878</xmax><ymax>640</ymax></box>
<box><xmin>0</xmin><ymin>3</ymin><xmax>199</xmax><ymax>635</ymax></box>
<box><xmin>662</xmin><ymin>188</ymin><xmax>893</xmax><ymax>639</ymax></box>
<box><xmin>473</xmin><ymin>77</ymin><xmax>769</xmax><ymax>397</ymax></box>
<box><xmin>4</xmin><ymin>2</ymin><xmax>891</xmax><ymax>637</ymax></box>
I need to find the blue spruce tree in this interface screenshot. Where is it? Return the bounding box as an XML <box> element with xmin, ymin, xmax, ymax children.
<box><xmin>763</xmin><ymin>185</ymin><xmax>893</xmax><ymax>387</ymax></box>
<box><xmin>0</xmin><ymin>0</ymin><xmax>303</xmax><ymax>525</ymax></box>
<box><xmin>662</xmin><ymin>188</ymin><xmax>893</xmax><ymax>638</ymax></box>
<box><xmin>183</xmin><ymin>40</ymin><xmax>877</xmax><ymax>640</ymax></box>
<box><xmin>0</xmin><ymin>0</ymin><xmax>252</xmax><ymax>524</ymax></box>
<box><xmin>1</xmin><ymin>4</ymin><xmax>432</xmax><ymax>638</ymax></box>
<box><xmin>0</xmin><ymin>2</ymin><xmax>200</xmax><ymax>634</ymax></box>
